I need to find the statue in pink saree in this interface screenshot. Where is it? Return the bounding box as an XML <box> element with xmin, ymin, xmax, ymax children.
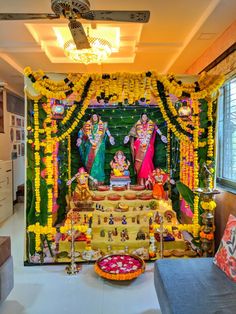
<box><xmin>124</xmin><ymin>113</ymin><xmax>167</xmax><ymax>185</ymax></box>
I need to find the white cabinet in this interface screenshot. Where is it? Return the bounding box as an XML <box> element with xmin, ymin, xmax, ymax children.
<box><xmin>0</xmin><ymin>160</ymin><xmax>13</xmax><ymax>224</ymax></box>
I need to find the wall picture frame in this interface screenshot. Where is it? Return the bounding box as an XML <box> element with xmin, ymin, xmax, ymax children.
<box><xmin>15</xmin><ymin>129</ymin><xmax>21</xmax><ymax>141</ymax></box>
<box><xmin>16</xmin><ymin>117</ymin><xmax>21</xmax><ymax>127</ymax></box>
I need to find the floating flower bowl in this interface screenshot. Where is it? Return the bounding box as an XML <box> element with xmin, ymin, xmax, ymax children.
<box><xmin>94</xmin><ymin>254</ymin><xmax>145</xmax><ymax>281</ymax></box>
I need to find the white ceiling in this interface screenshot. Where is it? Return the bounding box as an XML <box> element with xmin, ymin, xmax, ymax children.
<box><xmin>0</xmin><ymin>0</ymin><xmax>236</xmax><ymax>96</ymax></box>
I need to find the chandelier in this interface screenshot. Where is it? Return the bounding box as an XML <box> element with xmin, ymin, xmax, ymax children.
<box><xmin>64</xmin><ymin>35</ymin><xmax>112</xmax><ymax>65</ymax></box>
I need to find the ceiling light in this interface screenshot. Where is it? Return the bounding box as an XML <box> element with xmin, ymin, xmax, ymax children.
<box><xmin>64</xmin><ymin>34</ymin><xmax>112</xmax><ymax>65</ymax></box>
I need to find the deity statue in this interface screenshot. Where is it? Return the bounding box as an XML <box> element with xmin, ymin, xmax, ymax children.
<box><xmin>77</xmin><ymin>114</ymin><xmax>115</xmax><ymax>184</ymax></box>
<box><xmin>110</xmin><ymin>151</ymin><xmax>130</xmax><ymax>177</ymax></box>
<box><xmin>124</xmin><ymin>113</ymin><xmax>167</xmax><ymax>185</ymax></box>
<box><xmin>67</xmin><ymin>167</ymin><xmax>97</xmax><ymax>201</ymax></box>
<box><xmin>146</xmin><ymin>168</ymin><xmax>169</xmax><ymax>200</ymax></box>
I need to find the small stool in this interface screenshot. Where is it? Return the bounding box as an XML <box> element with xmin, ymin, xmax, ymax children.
<box><xmin>110</xmin><ymin>175</ymin><xmax>131</xmax><ymax>190</ymax></box>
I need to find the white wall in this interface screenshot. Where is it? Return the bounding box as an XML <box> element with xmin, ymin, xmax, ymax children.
<box><xmin>0</xmin><ymin>88</ymin><xmax>25</xmax><ymax>201</ymax></box>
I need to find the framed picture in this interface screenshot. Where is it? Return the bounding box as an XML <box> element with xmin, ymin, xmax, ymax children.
<box><xmin>10</xmin><ymin>114</ymin><xmax>15</xmax><ymax>127</ymax></box>
<box><xmin>21</xmin><ymin>129</ymin><xmax>25</xmax><ymax>141</ymax></box>
<box><xmin>16</xmin><ymin>117</ymin><xmax>21</xmax><ymax>127</ymax></box>
<box><xmin>10</xmin><ymin>128</ymin><xmax>14</xmax><ymax>142</ymax></box>
<box><xmin>21</xmin><ymin>143</ymin><xmax>25</xmax><ymax>156</ymax></box>
<box><xmin>17</xmin><ymin>144</ymin><xmax>21</xmax><ymax>157</ymax></box>
<box><xmin>15</xmin><ymin>129</ymin><xmax>21</xmax><ymax>141</ymax></box>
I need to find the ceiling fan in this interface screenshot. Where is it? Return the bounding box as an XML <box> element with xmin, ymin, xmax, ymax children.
<box><xmin>0</xmin><ymin>0</ymin><xmax>150</xmax><ymax>50</ymax></box>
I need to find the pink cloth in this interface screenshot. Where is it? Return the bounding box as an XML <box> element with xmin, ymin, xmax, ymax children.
<box><xmin>134</xmin><ymin>132</ymin><xmax>156</xmax><ymax>179</ymax></box>
<box><xmin>180</xmin><ymin>199</ymin><xmax>193</xmax><ymax>218</ymax></box>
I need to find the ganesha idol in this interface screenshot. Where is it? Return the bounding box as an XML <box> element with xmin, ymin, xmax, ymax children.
<box><xmin>110</xmin><ymin>151</ymin><xmax>131</xmax><ymax>190</ymax></box>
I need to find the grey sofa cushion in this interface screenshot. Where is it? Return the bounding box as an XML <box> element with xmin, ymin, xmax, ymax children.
<box><xmin>0</xmin><ymin>256</ymin><xmax>14</xmax><ymax>303</ymax></box>
<box><xmin>154</xmin><ymin>258</ymin><xmax>236</xmax><ymax>314</ymax></box>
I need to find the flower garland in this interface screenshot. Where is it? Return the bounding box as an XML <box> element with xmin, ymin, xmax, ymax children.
<box><xmin>28</xmin><ymin>223</ymin><xmax>57</xmax><ymax>252</ymax></box>
<box><xmin>152</xmin><ymin>223</ymin><xmax>201</xmax><ymax>234</ymax></box>
<box><xmin>200</xmin><ymin>200</ymin><xmax>216</xmax><ymax>211</ymax></box>
<box><xmin>57</xmin><ymin>78</ymin><xmax>93</xmax><ymax>142</ymax></box>
<box><xmin>154</xmin><ymin>72</ymin><xmax>224</xmax><ymax>99</ymax></box>
<box><xmin>43</xmin><ymin>101</ymin><xmax>54</xmax><ymax>228</ymax></box>
<box><xmin>192</xmin><ymin>98</ymin><xmax>200</xmax><ymax>237</ymax></box>
<box><xmin>206</xmin><ymin>97</ymin><xmax>215</xmax><ymax>189</ymax></box>
<box><xmin>199</xmin><ymin>231</ymin><xmax>214</xmax><ymax>241</ymax></box>
<box><xmin>33</xmin><ymin>100</ymin><xmax>41</xmax><ymax>214</ymax></box>
<box><xmin>156</xmin><ymin>81</ymin><xmax>191</xmax><ymax>142</ymax></box>
<box><xmin>167</xmin><ymin>128</ymin><xmax>171</xmax><ymax>174</ymax></box>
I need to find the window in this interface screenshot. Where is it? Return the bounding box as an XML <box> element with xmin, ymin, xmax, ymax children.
<box><xmin>217</xmin><ymin>76</ymin><xmax>236</xmax><ymax>190</ymax></box>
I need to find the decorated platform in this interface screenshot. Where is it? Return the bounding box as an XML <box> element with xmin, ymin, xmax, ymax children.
<box><xmin>24</xmin><ymin>68</ymin><xmax>223</xmax><ymax>264</ymax></box>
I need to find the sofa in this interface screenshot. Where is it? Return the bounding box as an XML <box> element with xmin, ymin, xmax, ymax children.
<box><xmin>154</xmin><ymin>258</ymin><xmax>236</xmax><ymax>314</ymax></box>
<box><xmin>0</xmin><ymin>236</ymin><xmax>14</xmax><ymax>303</ymax></box>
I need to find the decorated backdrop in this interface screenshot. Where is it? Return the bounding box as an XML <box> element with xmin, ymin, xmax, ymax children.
<box><xmin>24</xmin><ymin>68</ymin><xmax>224</xmax><ymax>264</ymax></box>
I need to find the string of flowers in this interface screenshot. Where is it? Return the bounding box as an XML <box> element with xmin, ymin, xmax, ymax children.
<box><xmin>156</xmin><ymin>81</ymin><xmax>191</xmax><ymax>142</ymax></box>
<box><xmin>192</xmin><ymin>98</ymin><xmax>200</xmax><ymax>237</ymax></box>
<box><xmin>57</xmin><ymin>78</ymin><xmax>93</xmax><ymax>142</ymax></box>
<box><xmin>28</xmin><ymin>223</ymin><xmax>57</xmax><ymax>252</ymax></box>
<box><xmin>167</xmin><ymin>128</ymin><xmax>171</xmax><ymax>175</ymax></box>
<box><xmin>206</xmin><ymin>97</ymin><xmax>215</xmax><ymax>189</ymax></box>
<box><xmin>33</xmin><ymin>100</ymin><xmax>41</xmax><ymax>214</ymax></box>
<box><xmin>43</xmin><ymin>101</ymin><xmax>54</xmax><ymax>228</ymax></box>
<box><xmin>152</xmin><ymin>223</ymin><xmax>201</xmax><ymax>234</ymax></box>
<box><xmin>154</xmin><ymin>72</ymin><xmax>224</xmax><ymax>99</ymax></box>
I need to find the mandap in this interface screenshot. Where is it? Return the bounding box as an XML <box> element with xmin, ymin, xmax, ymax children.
<box><xmin>24</xmin><ymin>67</ymin><xmax>224</xmax><ymax>264</ymax></box>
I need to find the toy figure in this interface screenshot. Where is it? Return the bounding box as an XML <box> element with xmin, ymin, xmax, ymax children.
<box><xmin>100</xmin><ymin>229</ymin><xmax>105</xmax><ymax>237</ymax></box>
<box><xmin>121</xmin><ymin>230</ymin><xmax>126</xmax><ymax>242</ymax></box>
<box><xmin>124</xmin><ymin>113</ymin><xmax>167</xmax><ymax>185</ymax></box>
<box><xmin>109</xmin><ymin>214</ymin><xmax>114</xmax><ymax>225</ymax></box>
<box><xmin>112</xmin><ymin>228</ymin><xmax>118</xmax><ymax>236</ymax></box>
<box><xmin>146</xmin><ymin>168</ymin><xmax>169</xmax><ymax>200</ymax></box>
<box><xmin>77</xmin><ymin>114</ymin><xmax>115</xmax><ymax>184</ymax></box>
<box><xmin>110</xmin><ymin>151</ymin><xmax>130</xmax><ymax>177</ymax></box>
<box><xmin>67</xmin><ymin>167</ymin><xmax>97</xmax><ymax>201</ymax></box>
<box><xmin>122</xmin><ymin>215</ymin><xmax>127</xmax><ymax>225</ymax></box>
<box><xmin>108</xmin><ymin>231</ymin><xmax>113</xmax><ymax>242</ymax></box>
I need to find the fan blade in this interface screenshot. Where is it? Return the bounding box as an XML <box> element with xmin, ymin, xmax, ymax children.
<box><xmin>0</xmin><ymin>13</ymin><xmax>59</xmax><ymax>20</ymax></box>
<box><xmin>68</xmin><ymin>20</ymin><xmax>90</xmax><ymax>50</ymax></box>
<box><xmin>81</xmin><ymin>10</ymin><xmax>150</xmax><ymax>23</ymax></box>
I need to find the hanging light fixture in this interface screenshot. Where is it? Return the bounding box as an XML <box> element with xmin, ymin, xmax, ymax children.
<box><xmin>176</xmin><ymin>98</ymin><xmax>192</xmax><ymax>121</ymax></box>
<box><xmin>64</xmin><ymin>28</ymin><xmax>112</xmax><ymax>64</ymax></box>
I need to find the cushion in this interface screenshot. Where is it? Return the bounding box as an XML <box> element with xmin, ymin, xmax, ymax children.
<box><xmin>0</xmin><ymin>237</ymin><xmax>11</xmax><ymax>267</ymax></box>
<box><xmin>154</xmin><ymin>258</ymin><xmax>236</xmax><ymax>314</ymax></box>
<box><xmin>214</xmin><ymin>214</ymin><xmax>236</xmax><ymax>282</ymax></box>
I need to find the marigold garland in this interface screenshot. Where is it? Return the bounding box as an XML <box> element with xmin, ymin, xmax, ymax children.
<box><xmin>33</xmin><ymin>100</ymin><xmax>41</xmax><ymax>214</ymax></box>
<box><xmin>67</xmin><ymin>135</ymin><xmax>72</xmax><ymax>198</ymax></box>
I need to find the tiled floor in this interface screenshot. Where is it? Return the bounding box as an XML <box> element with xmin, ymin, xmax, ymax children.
<box><xmin>0</xmin><ymin>204</ymin><xmax>161</xmax><ymax>314</ymax></box>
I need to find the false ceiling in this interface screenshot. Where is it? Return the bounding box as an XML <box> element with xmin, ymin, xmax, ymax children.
<box><xmin>0</xmin><ymin>0</ymin><xmax>235</xmax><ymax>96</ymax></box>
